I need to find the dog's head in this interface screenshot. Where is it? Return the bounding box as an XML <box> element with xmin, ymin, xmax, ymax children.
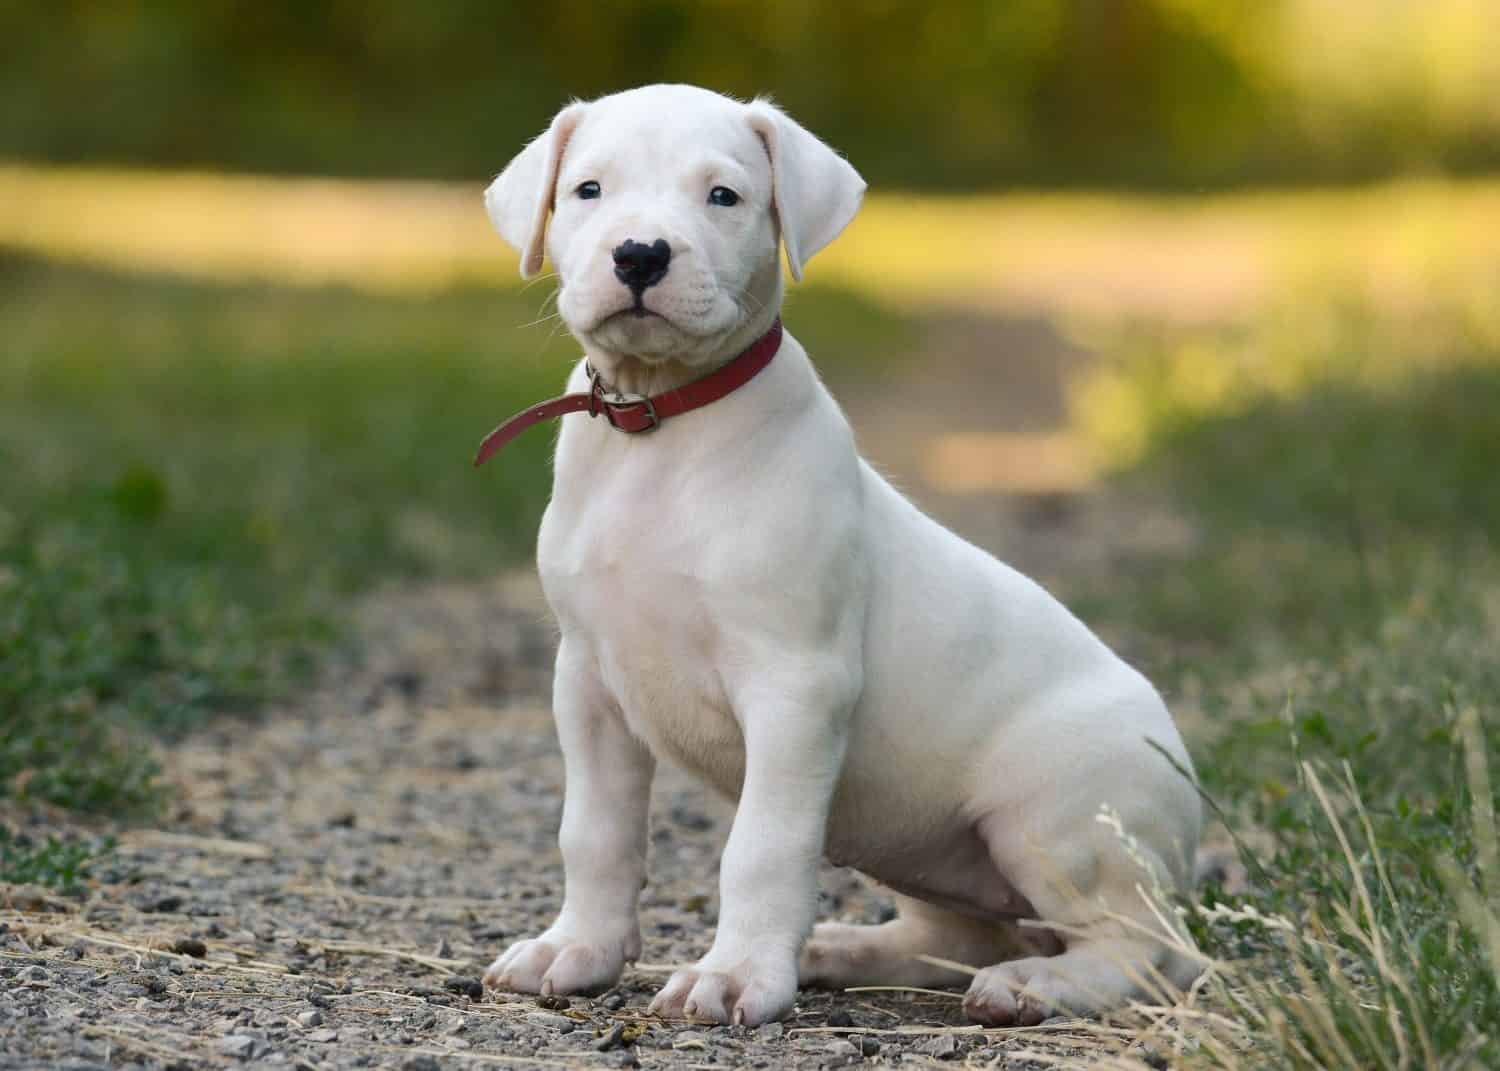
<box><xmin>486</xmin><ymin>84</ymin><xmax>865</xmax><ymax>366</ymax></box>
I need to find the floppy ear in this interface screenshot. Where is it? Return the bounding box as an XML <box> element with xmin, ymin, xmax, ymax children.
<box><xmin>747</xmin><ymin>101</ymin><xmax>866</xmax><ymax>282</ymax></box>
<box><xmin>484</xmin><ymin>103</ymin><xmax>587</xmax><ymax>279</ymax></box>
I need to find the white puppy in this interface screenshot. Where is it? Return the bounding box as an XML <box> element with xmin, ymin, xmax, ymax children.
<box><xmin>479</xmin><ymin>84</ymin><xmax>1201</xmax><ymax>1027</ymax></box>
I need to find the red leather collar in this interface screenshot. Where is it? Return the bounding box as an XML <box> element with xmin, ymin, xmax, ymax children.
<box><xmin>474</xmin><ymin>319</ymin><xmax>783</xmax><ymax>467</ymax></box>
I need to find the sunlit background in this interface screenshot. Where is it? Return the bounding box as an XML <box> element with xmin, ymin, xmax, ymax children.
<box><xmin>4</xmin><ymin>5</ymin><xmax>1500</xmax><ymax>1060</ymax></box>
<box><xmin>6</xmin><ymin>0</ymin><xmax>1500</xmax><ymax>776</ymax></box>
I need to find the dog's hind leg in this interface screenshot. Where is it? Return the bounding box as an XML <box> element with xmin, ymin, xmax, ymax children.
<box><xmin>960</xmin><ymin>821</ymin><xmax>1203</xmax><ymax>1025</ymax></box>
<box><xmin>799</xmin><ymin>893</ymin><xmax>1047</xmax><ymax>990</ymax></box>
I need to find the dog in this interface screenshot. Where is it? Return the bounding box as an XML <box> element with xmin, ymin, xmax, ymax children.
<box><xmin>477</xmin><ymin>84</ymin><xmax>1202</xmax><ymax>1027</ymax></box>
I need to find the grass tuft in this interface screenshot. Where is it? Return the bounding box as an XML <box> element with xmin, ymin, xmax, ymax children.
<box><xmin>0</xmin><ymin>825</ymin><xmax>113</xmax><ymax>894</ymax></box>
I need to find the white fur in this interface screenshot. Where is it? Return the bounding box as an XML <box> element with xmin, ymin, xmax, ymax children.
<box><xmin>480</xmin><ymin>84</ymin><xmax>1202</xmax><ymax>1026</ymax></box>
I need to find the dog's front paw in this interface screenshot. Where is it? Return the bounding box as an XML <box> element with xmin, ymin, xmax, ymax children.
<box><xmin>482</xmin><ymin>930</ymin><xmax>635</xmax><ymax>997</ymax></box>
<box><xmin>648</xmin><ymin>953</ymin><xmax>797</xmax><ymax>1026</ymax></box>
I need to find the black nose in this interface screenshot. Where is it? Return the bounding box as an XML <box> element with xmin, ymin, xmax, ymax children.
<box><xmin>612</xmin><ymin>238</ymin><xmax>671</xmax><ymax>292</ymax></box>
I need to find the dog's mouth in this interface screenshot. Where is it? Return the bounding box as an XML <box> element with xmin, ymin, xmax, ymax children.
<box><xmin>601</xmin><ymin>301</ymin><xmax>672</xmax><ymax>329</ymax></box>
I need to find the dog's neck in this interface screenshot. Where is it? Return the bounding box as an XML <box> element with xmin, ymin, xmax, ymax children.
<box><xmin>578</xmin><ymin>270</ymin><xmax>783</xmax><ymax>398</ymax></box>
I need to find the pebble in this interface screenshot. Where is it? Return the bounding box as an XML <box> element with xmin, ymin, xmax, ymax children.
<box><xmin>754</xmin><ymin>1021</ymin><xmax>785</xmax><ymax>1041</ymax></box>
<box><xmin>217</xmin><ymin>1034</ymin><xmax>261</xmax><ymax>1060</ymax></box>
<box><xmin>171</xmin><ymin>937</ymin><xmax>207</xmax><ymax>957</ymax></box>
<box><xmin>594</xmin><ymin>1022</ymin><xmax>627</xmax><ymax>1051</ymax></box>
<box><xmin>443</xmin><ymin>977</ymin><xmax>484</xmax><ymax>1002</ymax></box>
<box><xmin>297</xmin><ymin>1009</ymin><xmax>323</xmax><ymax>1027</ymax></box>
<box><xmin>858</xmin><ymin>1036</ymin><xmax>881</xmax><ymax>1057</ymax></box>
<box><xmin>825</xmin><ymin>1038</ymin><xmax>860</xmax><ymax>1057</ymax></box>
<box><xmin>306</xmin><ymin>1028</ymin><xmax>339</xmax><ymax>1043</ymax></box>
<box><xmin>826</xmin><ymin>1009</ymin><xmax>854</xmax><ymax>1028</ymax></box>
<box><xmin>918</xmin><ymin>1033</ymin><xmax>962</xmax><ymax>1060</ymax></box>
<box><xmin>536</xmin><ymin>993</ymin><xmax>570</xmax><ymax>1010</ymax></box>
<box><xmin>402</xmin><ymin>1058</ymin><xmax>441</xmax><ymax>1071</ymax></box>
<box><xmin>524</xmin><ymin>1012</ymin><xmax>574</xmax><ymax>1031</ymax></box>
<box><xmin>601</xmin><ymin>992</ymin><xmax>627</xmax><ymax>1011</ymax></box>
<box><xmin>673</xmin><ymin>1030</ymin><xmax>709</xmax><ymax>1051</ymax></box>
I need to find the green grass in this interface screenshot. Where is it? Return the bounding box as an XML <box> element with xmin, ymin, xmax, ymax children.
<box><xmin>0</xmin><ymin>253</ymin><xmax>913</xmax><ymax>832</ymax></box>
<box><xmin>1073</xmin><ymin>304</ymin><xmax>1500</xmax><ymax>1066</ymax></box>
<box><xmin>0</xmin><ymin>825</ymin><xmax>113</xmax><ymax>895</ymax></box>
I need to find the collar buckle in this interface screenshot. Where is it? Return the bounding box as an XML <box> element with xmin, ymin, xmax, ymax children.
<box><xmin>586</xmin><ymin>363</ymin><xmax>661</xmax><ymax>433</ymax></box>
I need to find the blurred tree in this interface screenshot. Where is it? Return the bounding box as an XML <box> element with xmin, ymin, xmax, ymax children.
<box><xmin>0</xmin><ymin>0</ymin><xmax>1495</xmax><ymax>188</ymax></box>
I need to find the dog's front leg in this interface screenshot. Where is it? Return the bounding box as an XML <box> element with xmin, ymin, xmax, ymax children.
<box><xmin>484</xmin><ymin>641</ymin><xmax>653</xmax><ymax>996</ymax></box>
<box><xmin>649</xmin><ymin>672</ymin><xmax>852</xmax><ymax>1026</ymax></box>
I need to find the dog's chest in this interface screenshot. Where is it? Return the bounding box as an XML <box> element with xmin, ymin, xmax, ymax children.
<box><xmin>539</xmin><ymin>475</ymin><xmax>750</xmax><ymax>798</ymax></box>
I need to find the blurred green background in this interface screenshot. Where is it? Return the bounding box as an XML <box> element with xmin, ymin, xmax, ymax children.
<box><xmin>5</xmin><ymin>1</ymin><xmax>1500</xmax><ymax>188</ymax></box>
<box><xmin>2</xmin><ymin>9</ymin><xmax>1499</xmax><ymax>1052</ymax></box>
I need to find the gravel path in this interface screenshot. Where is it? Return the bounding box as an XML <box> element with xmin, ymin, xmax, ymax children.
<box><xmin>0</xmin><ymin>569</ymin><xmax>1172</xmax><ymax>1070</ymax></box>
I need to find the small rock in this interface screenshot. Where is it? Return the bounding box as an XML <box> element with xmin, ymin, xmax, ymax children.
<box><xmin>5</xmin><ymin>886</ymin><xmax>50</xmax><ymax>912</ymax></box>
<box><xmin>148</xmin><ymin>894</ymin><xmax>185</xmax><ymax>914</ymax></box>
<box><xmin>20</xmin><ymin>966</ymin><xmax>48</xmax><ymax>983</ymax></box>
<box><xmin>384</xmin><ymin>669</ymin><xmax>424</xmax><ymax>697</ymax></box>
<box><xmin>328</xmin><ymin>812</ymin><xmax>357</xmax><ymax>829</ymax></box>
<box><xmin>402</xmin><ymin>1058</ymin><xmax>441</xmax><ymax>1071</ymax></box>
<box><xmin>858</xmin><ymin>1036</ymin><xmax>880</xmax><ymax>1057</ymax></box>
<box><xmin>1138</xmin><ymin>1046</ymin><xmax>1170</xmax><ymax>1070</ymax></box>
<box><xmin>442</xmin><ymin>977</ymin><xmax>484</xmax><ymax>1002</ymax></box>
<box><xmin>674</xmin><ymin>1030</ymin><xmax>708</xmax><ymax>1050</ymax></box>
<box><xmin>918</xmin><ymin>1034</ymin><xmax>962</xmax><ymax>1060</ymax></box>
<box><xmin>825</xmin><ymin>1038</ymin><xmax>860</xmax><ymax>1057</ymax></box>
<box><xmin>607</xmin><ymin>1053</ymin><xmax>640</xmax><ymax>1069</ymax></box>
<box><xmin>129</xmin><ymin>972</ymin><xmax>169</xmax><ymax>998</ymax></box>
<box><xmin>470</xmin><ymin>925</ymin><xmax>506</xmax><ymax>941</ymax></box>
<box><xmin>306</xmin><ymin>1029</ymin><xmax>339</xmax><ymax>1043</ymax></box>
<box><xmin>595</xmin><ymin>1022</ymin><xmax>627</xmax><ymax>1051</ymax></box>
<box><xmin>297</xmin><ymin>1009</ymin><xmax>323</xmax><ymax>1027</ymax></box>
<box><xmin>536</xmin><ymin>993</ymin><xmax>570</xmax><ymax>1010</ymax></box>
<box><xmin>171</xmin><ymin>937</ymin><xmax>207</xmax><ymax>958</ymax></box>
<box><xmin>754</xmin><ymin>1022</ymin><xmax>785</xmax><ymax>1041</ymax></box>
<box><xmin>524</xmin><ymin>1012</ymin><xmax>574</xmax><ymax>1031</ymax></box>
<box><xmin>218</xmin><ymin>1034</ymin><xmax>261</xmax><ymax>1060</ymax></box>
<box><xmin>826</xmin><ymin>1009</ymin><xmax>854</xmax><ymax>1028</ymax></box>
<box><xmin>601</xmin><ymin>992</ymin><xmax>627</xmax><ymax>1011</ymax></box>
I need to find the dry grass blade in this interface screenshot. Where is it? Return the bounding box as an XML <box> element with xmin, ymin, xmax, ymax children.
<box><xmin>286</xmin><ymin>881</ymin><xmax>498</xmax><ymax>910</ymax></box>
<box><xmin>83</xmin><ymin>1025</ymin><xmax>230</xmax><ymax>1066</ymax></box>
<box><xmin>911</xmin><ymin>952</ymin><xmax>980</xmax><ymax>977</ymax></box>
<box><xmin>316</xmin><ymin>937</ymin><xmax>465</xmax><ymax>973</ymax></box>
<box><xmin>49</xmin><ymin>926</ymin><xmax>290</xmax><ymax>979</ymax></box>
<box><xmin>118</xmin><ymin>830</ymin><xmax>272</xmax><ymax>859</ymax></box>
<box><xmin>842</xmin><ymin>985</ymin><xmax>964</xmax><ymax>999</ymax></box>
<box><xmin>357</xmin><ymin>1043</ymin><xmax>585</xmax><ymax>1066</ymax></box>
<box><xmin>1004</xmin><ymin>1046</ymin><xmax>1158</xmax><ymax>1070</ymax></box>
<box><xmin>1303</xmin><ymin>763</ymin><xmax>1419</xmax><ymax>1067</ymax></box>
<box><xmin>1459</xmin><ymin>706</ymin><xmax>1499</xmax><ymax>921</ymax></box>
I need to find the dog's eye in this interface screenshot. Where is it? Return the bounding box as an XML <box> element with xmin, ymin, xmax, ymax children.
<box><xmin>576</xmin><ymin>181</ymin><xmax>601</xmax><ymax>200</ymax></box>
<box><xmin>708</xmin><ymin>186</ymin><xmax>740</xmax><ymax>207</ymax></box>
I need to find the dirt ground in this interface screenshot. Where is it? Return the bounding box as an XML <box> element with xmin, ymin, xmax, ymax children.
<box><xmin>0</xmin><ymin>317</ymin><xmax>1194</xmax><ymax>1069</ymax></box>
